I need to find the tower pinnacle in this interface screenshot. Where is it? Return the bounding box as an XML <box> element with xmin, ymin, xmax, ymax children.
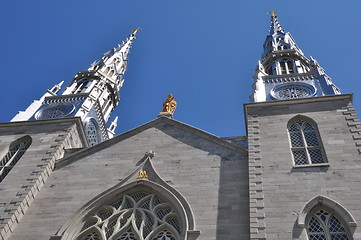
<box><xmin>267</xmin><ymin>10</ymin><xmax>284</xmax><ymax>35</ymax></box>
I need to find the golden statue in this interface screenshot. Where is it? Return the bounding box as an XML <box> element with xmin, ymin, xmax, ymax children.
<box><xmin>137</xmin><ymin>170</ymin><xmax>148</xmax><ymax>179</ymax></box>
<box><xmin>162</xmin><ymin>94</ymin><xmax>177</xmax><ymax>114</ymax></box>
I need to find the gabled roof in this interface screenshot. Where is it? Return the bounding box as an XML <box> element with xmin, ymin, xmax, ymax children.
<box><xmin>56</xmin><ymin>116</ymin><xmax>247</xmax><ymax>168</ymax></box>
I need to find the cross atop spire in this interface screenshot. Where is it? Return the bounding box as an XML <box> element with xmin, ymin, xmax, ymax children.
<box><xmin>266</xmin><ymin>10</ymin><xmax>279</xmax><ymax>17</ymax></box>
<box><xmin>131</xmin><ymin>28</ymin><xmax>142</xmax><ymax>37</ymax></box>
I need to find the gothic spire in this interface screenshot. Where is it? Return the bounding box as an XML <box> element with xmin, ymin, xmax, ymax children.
<box><xmin>62</xmin><ymin>29</ymin><xmax>142</xmax><ymax>124</ymax></box>
<box><xmin>12</xmin><ymin>29</ymin><xmax>141</xmax><ymax>146</ymax></box>
<box><xmin>250</xmin><ymin>13</ymin><xmax>340</xmax><ymax>103</ymax></box>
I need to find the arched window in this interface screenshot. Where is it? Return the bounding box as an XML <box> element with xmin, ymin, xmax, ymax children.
<box><xmin>288</xmin><ymin>117</ymin><xmax>326</xmax><ymax>165</ymax></box>
<box><xmin>307</xmin><ymin>208</ymin><xmax>352</xmax><ymax>240</ymax></box>
<box><xmin>74</xmin><ymin>191</ymin><xmax>182</xmax><ymax>240</ymax></box>
<box><xmin>280</xmin><ymin>61</ymin><xmax>287</xmax><ymax>74</ymax></box>
<box><xmin>278</xmin><ymin>58</ymin><xmax>294</xmax><ymax>75</ymax></box>
<box><xmin>287</xmin><ymin>61</ymin><xmax>295</xmax><ymax>73</ymax></box>
<box><xmin>0</xmin><ymin>136</ymin><xmax>32</xmax><ymax>182</ymax></box>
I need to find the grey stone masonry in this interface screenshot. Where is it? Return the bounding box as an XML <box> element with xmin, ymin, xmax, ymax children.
<box><xmin>7</xmin><ymin>117</ymin><xmax>249</xmax><ymax>240</ymax></box>
<box><xmin>341</xmin><ymin>102</ymin><xmax>361</xmax><ymax>154</ymax></box>
<box><xmin>0</xmin><ymin>118</ymin><xmax>87</xmax><ymax>240</ymax></box>
<box><xmin>246</xmin><ymin>114</ymin><xmax>266</xmax><ymax>240</ymax></box>
<box><xmin>244</xmin><ymin>94</ymin><xmax>361</xmax><ymax>240</ymax></box>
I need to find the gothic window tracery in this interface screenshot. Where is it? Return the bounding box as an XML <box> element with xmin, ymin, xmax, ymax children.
<box><xmin>307</xmin><ymin>208</ymin><xmax>351</xmax><ymax>240</ymax></box>
<box><xmin>288</xmin><ymin>117</ymin><xmax>326</xmax><ymax>166</ymax></box>
<box><xmin>0</xmin><ymin>136</ymin><xmax>32</xmax><ymax>182</ymax></box>
<box><xmin>85</xmin><ymin>119</ymin><xmax>100</xmax><ymax>146</ymax></box>
<box><xmin>75</xmin><ymin>191</ymin><xmax>182</xmax><ymax>240</ymax></box>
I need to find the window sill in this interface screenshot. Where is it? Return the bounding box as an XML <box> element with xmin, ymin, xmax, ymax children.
<box><xmin>293</xmin><ymin>163</ymin><xmax>330</xmax><ymax>169</ymax></box>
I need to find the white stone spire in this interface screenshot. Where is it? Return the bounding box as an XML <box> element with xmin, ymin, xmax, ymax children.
<box><xmin>12</xmin><ymin>29</ymin><xmax>140</xmax><ymax>146</ymax></box>
<box><xmin>62</xmin><ymin>29</ymin><xmax>140</xmax><ymax>122</ymax></box>
<box><xmin>250</xmin><ymin>13</ymin><xmax>340</xmax><ymax>102</ymax></box>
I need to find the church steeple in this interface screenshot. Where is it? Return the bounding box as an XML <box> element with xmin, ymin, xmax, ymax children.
<box><xmin>62</xmin><ymin>28</ymin><xmax>140</xmax><ymax>123</ymax></box>
<box><xmin>12</xmin><ymin>29</ymin><xmax>140</xmax><ymax>146</ymax></box>
<box><xmin>251</xmin><ymin>13</ymin><xmax>340</xmax><ymax>102</ymax></box>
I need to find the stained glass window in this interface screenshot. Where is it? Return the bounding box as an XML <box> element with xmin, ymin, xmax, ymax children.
<box><xmin>85</xmin><ymin>119</ymin><xmax>100</xmax><ymax>146</ymax></box>
<box><xmin>288</xmin><ymin>118</ymin><xmax>326</xmax><ymax>166</ymax></box>
<box><xmin>307</xmin><ymin>209</ymin><xmax>351</xmax><ymax>240</ymax></box>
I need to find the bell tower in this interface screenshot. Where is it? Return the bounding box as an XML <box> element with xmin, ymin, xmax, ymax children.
<box><xmin>11</xmin><ymin>29</ymin><xmax>140</xmax><ymax>146</ymax></box>
<box><xmin>245</xmin><ymin>13</ymin><xmax>361</xmax><ymax>240</ymax></box>
<box><xmin>251</xmin><ymin>12</ymin><xmax>340</xmax><ymax>102</ymax></box>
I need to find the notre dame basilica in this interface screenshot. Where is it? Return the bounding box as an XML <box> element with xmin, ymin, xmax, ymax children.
<box><xmin>0</xmin><ymin>13</ymin><xmax>360</xmax><ymax>240</ymax></box>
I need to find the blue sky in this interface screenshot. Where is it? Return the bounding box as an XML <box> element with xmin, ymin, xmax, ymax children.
<box><xmin>1</xmin><ymin>1</ymin><xmax>360</xmax><ymax>137</ymax></box>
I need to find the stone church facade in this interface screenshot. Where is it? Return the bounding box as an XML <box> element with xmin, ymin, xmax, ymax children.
<box><xmin>0</xmin><ymin>14</ymin><xmax>360</xmax><ymax>240</ymax></box>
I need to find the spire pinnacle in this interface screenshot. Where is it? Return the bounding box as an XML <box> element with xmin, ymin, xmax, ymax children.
<box><xmin>267</xmin><ymin>10</ymin><xmax>284</xmax><ymax>34</ymax></box>
<box><xmin>108</xmin><ymin>116</ymin><xmax>119</xmax><ymax>138</ymax></box>
<box><xmin>49</xmin><ymin>81</ymin><xmax>64</xmax><ymax>94</ymax></box>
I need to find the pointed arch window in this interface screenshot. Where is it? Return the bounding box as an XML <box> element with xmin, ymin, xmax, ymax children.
<box><xmin>75</xmin><ymin>191</ymin><xmax>182</xmax><ymax>240</ymax></box>
<box><xmin>0</xmin><ymin>136</ymin><xmax>32</xmax><ymax>182</ymax></box>
<box><xmin>288</xmin><ymin>117</ymin><xmax>326</xmax><ymax>166</ymax></box>
<box><xmin>307</xmin><ymin>208</ymin><xmax>352</xmax><ymax>240</ymax></box>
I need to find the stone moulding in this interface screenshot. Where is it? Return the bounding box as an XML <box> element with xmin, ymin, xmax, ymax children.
<box><xmin>297</xmin><ymin>195</ymin><xmax>357</xmax><ymax>228</ymax></box>
<box><xmin>263</xmin><ymin>73</ymin><xmax>317</xmax><ymax>84</ymax></box>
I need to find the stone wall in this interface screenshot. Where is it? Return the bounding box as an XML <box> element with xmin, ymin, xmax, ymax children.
<box><xmin>0</xmin><ymin>119</ymin><xmax>86</xmax><ymax>240</ymax></box>
<box><xmin>7</xmin><ymin>118</ymin><xmax>249</xmax><ymax>240</ymax></box>
<box><xmin>245</xmin><ymin>94</ymin><xmax>361</xmax><ymax>240</ymax></box>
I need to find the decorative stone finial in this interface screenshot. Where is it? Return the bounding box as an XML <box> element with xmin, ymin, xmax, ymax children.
<box><xmin>145</xmin><ymin>150</ymin><xmax>155</xmax><ymax>159</ymax></box>
<box><xmin>158</xmin><ymin>94</ymin><xmax>177</xmax><ymax>118</ymax></box>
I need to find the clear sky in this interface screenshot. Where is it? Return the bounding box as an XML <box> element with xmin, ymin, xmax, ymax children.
<box><xmin>1</xmin><ymin>1</ymin><xmax>360</xmax><ymax>137</ymax></box>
